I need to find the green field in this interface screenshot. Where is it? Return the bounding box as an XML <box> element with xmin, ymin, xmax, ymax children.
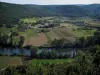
<box><xmin>31</xmin><ymin>59</ymin><xmax>73</xmax><ymax>65</ymax></box>
<box><xmin>0</xmin><ymin>57</ymin><xmax>73</xmax><ymax>69</ymax></box>
<box><xmin>0</xmin><ymin>56</ymin><xmax>22</xmax><ymax>69</ymax></box>
<box><xmin>0</xmin><ymin>27</ymin><xmax>18</xmax><ymax>35</ymax></box>
<box><xmin>44</xmin><ymin>25</ymin><xmax>96</xmax><ymax>42</ymax></box>
<box><xmin>20</xmin><ymin>18</ymin><xmax>37</xmax><ymax>23</ymax></box>
<box><xmin>73</xmin><ymin>29</ymin><xmax>96</xmax><ymax>37</ymax></box>
<box><xmin>19</xmin><ymin>29</ymin><xmax>38</xmax><ymax>38</ymax></box>
<box><xmin>60</xmin><ymin>24</ymin><xmax>96</xmax><ymax>37</ymax></box>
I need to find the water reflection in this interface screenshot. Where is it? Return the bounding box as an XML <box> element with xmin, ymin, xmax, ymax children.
<box><xmin>0</xmin><ymin>48</ymin><xmax>31</xmax><ymax>56</ymax></box>
<box><xmin>0</xmin><ymin>48</ymin><xmax>76</xmax><ymax>58</ymax></box>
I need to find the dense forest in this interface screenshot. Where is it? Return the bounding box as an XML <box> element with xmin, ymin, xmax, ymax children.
<box><xmin>0</xmin><ymin>2</ymin><xmax>100</xmax><ymax>26</ymax></box>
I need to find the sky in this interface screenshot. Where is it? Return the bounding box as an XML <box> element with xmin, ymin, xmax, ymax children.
<box><xmin>0</xmin><ymin>0</ymin><xmax>100</xmax><ymax>5</ymax></box>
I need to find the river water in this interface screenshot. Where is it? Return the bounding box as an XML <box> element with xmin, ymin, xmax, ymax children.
<box><xmin>0</xmin><ymin>48</ymin><xmax>31</xmax><ymax>56</ymax></box>
<box><xmin>0</xmin><ymin>48</ymin><xmax>77</xmax><ymax>57</ymax></box>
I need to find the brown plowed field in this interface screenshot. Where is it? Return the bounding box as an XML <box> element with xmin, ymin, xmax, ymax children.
<box><xmin>24</xmin><ymin>33</ymin><xmax>48</xmax><ymax>46</ymax></box>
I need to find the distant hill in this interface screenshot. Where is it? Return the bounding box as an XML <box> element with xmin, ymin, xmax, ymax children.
<box><xmin>82</xmin><ymin>4</ymin><xmax>100</xmax><ymax>19</ymax></box>
<box><xmin>0</xmin><ymin>2</ymin><xmax>100</xmax><ymax>26</ymax></box>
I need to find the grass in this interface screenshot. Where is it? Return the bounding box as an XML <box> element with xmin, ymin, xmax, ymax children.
<box><xmin>54</xmin><ymin>31</ymin><xmax>64</xmax><ymax>38</ymax></box>
<box><xmin>12</xmin><ymin>36</ymin><xmax>20</xmax><ymax>45</ymax></box>
<box><xmin>44</xmin><ymin>26</ymin><xmax>96</xmax><ymax>42</ymax></box>
<box><xmin>0</xmin><ymin>27</ymin><xmax>11</xmax><ymax>35</ymax></box>
<box><xmin>46</xmin><ymin>31</ymin><xmax>60</xmax><ymax>41</ymax></box>
<box><xmin>20</xmin><ymin>18</ymin><xmax>37</xmax><ymax>23</ymax></box>
<box><xmin>0</xmin><ymin>27</ymin><xmax>18</xmax><ymax>35</ymax></box>
<box><xmin>0</xmin><ymin>56</ymin><xmax>22</xmax><ymax>69</ymax></box>
<box><xmin>73</xmin><ymin>29</ymin><xmax>96</xmax><ymax>37</ymax></box>
<box><xmin>31</xmin><ymin>59</ymin><xmax>74</xmax><ymax>65</ymax></box>
<box><xmin>60</xmin><ymin>30</ymin><xmax>74</xmax><ymax>37</ymax></box>
<box><xmin>61</xmin><ymin>23</ymin><xmax>96</xmax><ymax>37</ymax></box>
<box><xmin>19</xmin><ymin>29</ymin><xmax>38</xmax><ymax>38</ymax></box>
<box><xmin>44</xmin><ymin>32</ymin><xmax>52</xmax><ymax>43</ymax></box>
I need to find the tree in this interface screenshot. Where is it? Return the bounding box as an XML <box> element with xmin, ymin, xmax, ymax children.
<box><xmin>51</xmin><ymin>39</ymin><xmax>65</xmax><ymax>47</ymax></box>
<box><xmin>18</xmin><ymin>36</ymin><xmax>25</xmax><ymax>47</ymax></box>
<box><xmin>93</xmin><ymin>47</ymin><xmax>100</xmax><ymax>66</ymax></box>
<box><xmin>75</xmin><ymin>51</ymin><xmax>92</xmax><ymax>75</ymax></box>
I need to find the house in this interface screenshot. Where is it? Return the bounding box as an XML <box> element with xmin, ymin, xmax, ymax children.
<box><xmin>27</xmin><ymin>24</ymin><xmax>33</xmax><ymax>29</ymax></box>
<box><xmin>18</xmin><ymin>24</ymin><xmax>27</xmax><ymax>32</ymax></box>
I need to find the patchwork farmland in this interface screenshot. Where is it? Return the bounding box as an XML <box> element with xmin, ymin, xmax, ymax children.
<box><xmin>16</xmin><ymin>17</ymin><xmax>97</xmax><ymax>46</ymax></box>
<box><xmin>22</xmin><ymin>26</ymin><xmax>96</xmax><ymax>46</ymax></box>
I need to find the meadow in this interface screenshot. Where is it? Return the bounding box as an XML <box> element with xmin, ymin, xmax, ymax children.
<box><xmin>31</xmin><ymin>59</ymin><xmax>74</xmax><ymax>65</ymax></box>
<box><xmin>0</xmin><ymin>56</ymin><xmax>22</xmax><ymax>69</ymax></box>
<box><xmin>0</xmin><ymin>56</ymin><xmax>74</xmax><ymax>69</ymax></box>
<box><xmin>20</xmin><ymin>18</ymin><xmax>37</xmax><ymax>23</ymax></box>
<box><xmin>45</xmin><ymin>26</ymin><xmax>96</xmax><ymax>42</ymax></box>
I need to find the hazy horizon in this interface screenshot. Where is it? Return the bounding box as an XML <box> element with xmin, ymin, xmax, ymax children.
<box><xmin>0</xmin><ymin>0</ymin><xmax>100</xmax><ymax>5</ymax></box>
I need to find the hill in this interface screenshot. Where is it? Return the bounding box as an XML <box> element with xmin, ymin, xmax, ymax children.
<box><xmin>0</xmin><ymin>2</ymin><xmax>100</xmax><ymax>26</ymax></box>
<box><xmin>82</xmin><ymin>4</ymin><xmax>100</xmax><ymax>19</ymax></box>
